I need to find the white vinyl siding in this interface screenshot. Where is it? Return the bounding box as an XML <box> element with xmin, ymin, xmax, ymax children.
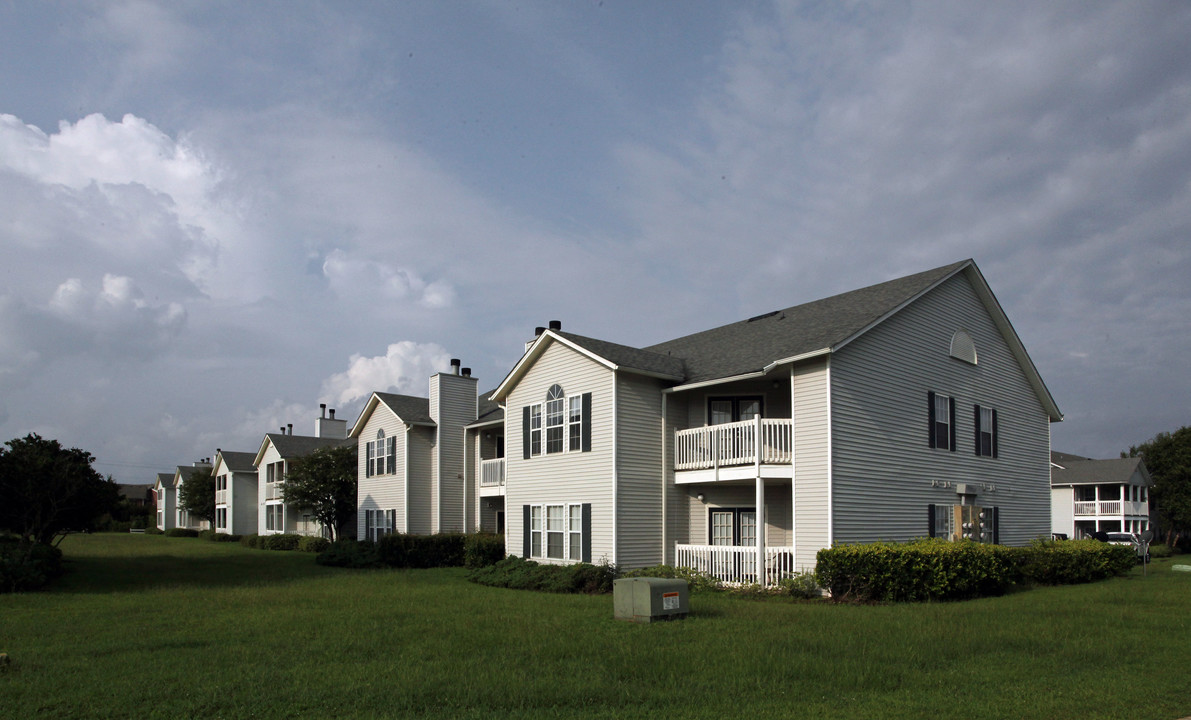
<box><xmin>407</xmin><ymin>425</ymin><xmax>435</xmax><ymax>535</ymax></box>
<box><xmin>506</xmin><ymin>341</ymin><xmax>615</xmax><ymax>565</ymax></box>
<box><xmin>357</xmin><ymin>405</ymin><xmax>408</xmax><ymax>537</ymax></box>
<box><xmin>430</xmin><ymin>373</ymin><xmax>476</xmax><ymax>533</ymax></box>
<box><xmin>829</xmin><ymin>272</ymin><xmax>1052</xmax><ymax>546</ymax></box>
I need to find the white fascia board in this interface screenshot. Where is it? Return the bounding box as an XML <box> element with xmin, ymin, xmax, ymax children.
<box><xmin>492</xmin><ymin>331</ymin><xmax>617</xmax><ymax>401</ymax></box>
<box><xmin>347</xmin><ymin>394</ymin><xmax>382</xmax><ymax>438</ymax></box>
<box><xmin>251</xmin><ymin>434</ymin><xmax>276</xmax><ymax>468</ymax></box>
<box><xmin>761</xmin><ymin>348</ymin><xmax>832</xmax><ymax>374</ymax></box>
<box><xmin>465</xmin><ymin>418</ymin><xmax>505</xmax><ymax>430</ymax></box>
<box><xmin>662</xmin><ymin>371</ymin><xmax>767</xmax><ymax>394</ymax></box>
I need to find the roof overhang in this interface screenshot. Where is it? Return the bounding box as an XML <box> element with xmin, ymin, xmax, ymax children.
<box><xmin>252</xmin><ymin>435</ymin><xmax>276</xmax><ymax>468</ymax></box>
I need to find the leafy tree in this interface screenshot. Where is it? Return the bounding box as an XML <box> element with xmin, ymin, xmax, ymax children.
<box><xmin>0</xmin><ymin>433</ymin><xmax>120</xmax><ymax>545</ymax></box>
<box><xmin>178</xmin><ymin>467</ymin><xmax>216</xmax><ymax>525</ymax></box>
<box><xmin>281</xmin><ymin>444</ymin><xmax>357</xmax><ymax>541</ymax></box>
<box><xmin>1125</xmin><ymin>426</ymin><xmax>1191</xmax><ymax>546</ymax></box>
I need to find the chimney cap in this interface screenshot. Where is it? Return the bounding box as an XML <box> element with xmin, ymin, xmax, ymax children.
<box><xmin>450</xmin><ymin>358</ymin><xmax>461</xmax><ymax>375</ymax></box>
<box><xmin>548</xmin><ymin>320</ymin><xmax>562</xmax><ymax>331</ymax></box>
<box><xmin>461</xmin><ymin>367</ymin><xmax>471</xmax><ymax>377</ymax></box>
<box><xmin>535</xmin><ymin>326</ymin><xmax>545</xmax><ymax>336</ymax></box>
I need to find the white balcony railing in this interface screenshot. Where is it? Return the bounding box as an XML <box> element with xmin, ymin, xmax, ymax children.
<box><xmin>266</xmin><ymin>481</ymin><xmax>283</xmax><ymax>501</ymax></box>
<box><xmin>674</xmin><ymin>418</ymin><xmax>792</xmax><ymax>471</ymax></box>
<box><xmin>1073</xmin><ymin>500</ymin><xmax>1134</xmax><ymax>516</ymax></box>
<box><xmin>215</xmin><ymin>490</ymin><xmax>228</xmax><ymax>505</ymax></box>
<box><xmin>675</xmin><ymin>544</ymin><xmax>797</xmax><ymax>586</ymax></box>
<box><xmin>480</xmin><ymin>458</ymin><xmax>506</xmax><ymax>487</ymax></box>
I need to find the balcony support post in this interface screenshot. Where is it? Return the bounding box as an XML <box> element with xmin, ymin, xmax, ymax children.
<box><xmin>755</xmin><ymin>415</ymin><xmax>765</xmax><ymax>587</ymax></box>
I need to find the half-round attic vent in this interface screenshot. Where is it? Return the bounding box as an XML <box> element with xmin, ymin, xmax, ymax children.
<box><xmin>950</xmin><ymin>330</ymin><xmax>977</xmax><ymax>365</ymax></box>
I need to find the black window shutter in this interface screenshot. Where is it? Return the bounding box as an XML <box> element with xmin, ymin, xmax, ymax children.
<box><xmin>992</xmin><ymin>506</ymin><xmax>1000</xmax><ymax>544</ymax></box>
<box><xmin>992</xmin><ymin>410</ymin><xmax>999</xmax><ymax>458</ymax></box>
<box><xmin>928</xmin><ymin>504</ymin><xmax>936</xmax><ymax>538</ymax></box>
<box><xmin>974</xmin><ymin>404</ymin><xmax>982</xmax><ymax>456</ymax></box>
<box><xmin>522</xmin><ymin>406</ymin><xmax>531</xmax><ymax>460</ymax></box>
<box><xmin>387</xmin><ymin>437</ymin><xmax>396</xmax><ymax>475</ymax></box>
<box><xmin>948</xmin><ymin>397</ymin><xmax>957</xmax><ymax>452</ymax></box>
<box><xmin>581</xmin><ymin>503</ymin><xmax>592</xmax><ymax>563</ymax></box>
<box><xmin>389</xmin><ymin>509</ymin><xmax>397</xmax><ymax>536</ymax></box>
<box><xmin>365</xmin><ymin>442</ymin><xmax>373</xmax><ymax>478</ymax></box>
<box><xmin>581</xmin><ymin>393</ymin><xmax>592</xmax><ymax>452</ymax></box>
<box><xmin>522</xmin><ymin>505</ymin><xmax>531</xmax><ymax>557</ymax></box>
<box><xmin>927</xmin><ymin>391</ymin><xmax>936</xmax><ymax>448</ymax></box>
<box><xmin>365</xmin><ymin>509</ymin><xmax>373</xmax><ymax>542</ymax></box>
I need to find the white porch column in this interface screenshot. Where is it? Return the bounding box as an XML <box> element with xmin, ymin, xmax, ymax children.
<box><xmin>755</xmin><ymin>415</ymin><xmax>766</xmax><ymax>586</ymax></box>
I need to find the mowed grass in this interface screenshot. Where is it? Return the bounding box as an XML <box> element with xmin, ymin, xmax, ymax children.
<box><xmin>1</xmin><ymin>535</ymin><xmax>1188</xmax><ymax>720</ymax></box>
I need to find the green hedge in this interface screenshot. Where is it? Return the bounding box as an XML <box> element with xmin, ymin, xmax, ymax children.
<box><xmin>463</xmin><ymin>534</ymin><xmax>505</xmax><ymax>569</ymax></box>
<box><xmin>376</xmin><ymin>533</ymin><xmax>467</xmax><ymax>569</ymax></box>
<box><xmin>815</xmin><ymin>538</ymin><xmax>1139</xmax><ymax>603</ymax></box>
<box><xmin>0</xmin><ymin>538</ymin><xmax>64</xmax><ymax>593</ymax></box>
<box><xmin>144</xmin><ymin>527</ymin><xmax>163</xmax><ymax>535</ymax></box>
<box><xmin>298</xmin><ymin>536</ymin><xmax>331</xmax><ymax>553</ymax></box>
<box><xmin>208</xmin><ymin>532</ymin><xmax>241</xmax><ymax>543</ymax></box>
<box><xmin>622</xmin><ymin>564</ymin><xmax>722</xmax><ymax>592</ymax></box>
<box><xmin>466</xmin><ymin>556</ymin><xmax>617</xmax><ymax>594</ymax></box>
<box><xmin>263</xmin><ymin>534</ymin><xmax>302</xmax><ymax>551</ymax></box>
<box><xmin>239</xmin><ymin>533</ymin><xmax>261</xmax><ymax>549</ymax></box>
<box><xmin>315</xmin><ymin>539</ymin><xmax>382</xmax><ymax>568</ymax></box>
<box><xmin>164</xmin><ymin>528</ymin><xmax>200</xmax><ymax>538</ymax></box>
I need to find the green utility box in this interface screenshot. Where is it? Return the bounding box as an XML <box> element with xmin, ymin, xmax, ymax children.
<box><xmin>613</xmin><ymin>577</ymin><xmax>689</xmax><ymax>623</ymax></box>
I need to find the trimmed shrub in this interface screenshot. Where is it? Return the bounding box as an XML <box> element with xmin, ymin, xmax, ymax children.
<box><xmin>0</xmin><ymin>538</ymin><xmax>64</xmax><ymax>593</ymax></box>
<box><xmin>778</xmin><ymin>571</ymin><xmax>823</xmax><ymax>599</ymax></box>
<box><xmin>144</xmin><ymin>527</ymin><xmax>164</xmax><ymax>535</ymax></box>
<box><xmin>197</xmin><ymin>529</ymin><xmax>216</xmax><ymax>541</ymax></box>
<box><xmin>316</xmin><ymin>539</ymin><xmax>382</xmax><ymax>568</ymax></box>
<box><xmin>239</xmin><ymin>534</ymin><xmax>261</xmax><ymax>549</ymax></box>
<box><xmin>164</xmin><ymin>528</ymin><xmax>200</xmax><ymax>538</ymax></box>
<box><xmin>1015</xmin><ymin>539</ymin><xmax>1136</xmax><ymax>585</ymax></box>
<box><xmin>298</xmin><ymin>536</ymin><xmax>331</xmax><ymax>553</ymax></box>
<box><xmin>1150</xmin><ymin>543</ymin><xmax>1173</xmax><ymax>559</ymax></box>
<box><xmin>815</xmin><ymin>539</ymin><xmax>1019</xmax><ymax>602</ymax></box>
<box><xmin>622</xmin><ymin>564</ymin><xmax>721</xmax><ymax>592</ymax></box>
<box><xmin>376</xmin><ymin>533</ymin><xmax>467</xmax><ymax>569</ymax></box>
<box><xmin>263</xmin><ymin>534</ymin><xmax>302</xmax><ymax>551</ymax></box>
<box><xmin>464</xmin><ymin>534</ymin><xmax>506</xmax><ymax>569</ymax></box>
<box><xmin>208</xmin><ymin>532</ymin><xmax>240</xmax><ymax>543</ymax></box>
<box><xmin>467</xmin><ymin>555</ymin><xmax>617</xmax><ymax>594</ymax></box>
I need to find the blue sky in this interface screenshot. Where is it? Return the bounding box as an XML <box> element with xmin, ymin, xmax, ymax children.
<box><xmin>1</xmin><ymin>1</ymin><xmax>1188</xmax><ymax>481</ymax></box>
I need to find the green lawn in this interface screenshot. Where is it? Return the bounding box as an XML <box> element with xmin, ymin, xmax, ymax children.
<box><xmin>1</xmin><ymin>534</ymin><xmax>1188</xmax><ymax>719</ymax></box>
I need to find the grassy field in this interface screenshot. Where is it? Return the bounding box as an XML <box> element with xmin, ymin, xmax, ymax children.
<box><xmin>0</xmin><ymin>534</ymin><xmax>1188</xmax><ymax>720</ymax></box>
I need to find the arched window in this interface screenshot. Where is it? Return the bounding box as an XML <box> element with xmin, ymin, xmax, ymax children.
<box><xmin>545</xmin><ymin>385</ymin><xmax>566</xmax><ymax>454</ymax></box>
<box><xmin>367</xmin><ymin>428</ymin><xmax>394</xmax><ymax>477</ymax></box>
<box><xmin>524</xmin><ymin>384</ymin><xmax>591</xmax><ymax>457</ymax></box>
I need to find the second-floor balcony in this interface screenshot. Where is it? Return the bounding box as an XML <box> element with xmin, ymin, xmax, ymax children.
<box><xmin>1073</xmin><ymin>500</ymin><xmax>1148</xmax><ymax>517</ymax></box>
<box><xmin>675</xmin><ymin>418</ymin><xmax>792</xmax><ymax>478</ymax></box>
<box><xmin>480</xmin><ymin>458</ymin><xmax>506</xmax><ymax>494</ymax></box>
<box><xmin>265</xmin><ymin>481</ymin><xmax>283</xmax><ymax>501</ymax></box>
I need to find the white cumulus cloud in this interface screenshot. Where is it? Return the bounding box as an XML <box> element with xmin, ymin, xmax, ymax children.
<box><xmin>320</xmin><ymin>341</ymin><xmax>453</xmax><ymax>407</ymax></box>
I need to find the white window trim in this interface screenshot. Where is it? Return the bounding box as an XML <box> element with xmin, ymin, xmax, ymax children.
<box><xmin>527</xmin><ymin>503</ymin><xmax>583</xmax><ymax>562</ymax></box>
<box><xmin>529</xmin><ymin>386</ymin><xmax>584</xmax><ymax>457</ymax></box>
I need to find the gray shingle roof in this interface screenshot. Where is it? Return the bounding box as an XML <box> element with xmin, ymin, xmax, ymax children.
<box><xmin>644</xmin><ymin>260</ymin><xmax>969</xmax><ymax>384</ymax></box>
<box><xmin>1050</xmin><ymin>454</ymin><xmax>1150</xmax><ymax>487</ymax></box>
<box><xmin>218</xmin><ymin>451</ymin><xmax>258</xmax><ymax>473</ymax></box>
<box><xmin>468</xmin><ymin>388</ymin><xmax>504</xmax><ymax>427</ymax></box>
<box><xmin>556</xmin><ymin>331</ymin><xmax>686</xmax><ymax>379</ymax></box>
<box><xmin>374</xmin><ymin>392</ymin><xmax>435</xmax><ymax>425</ymax></box>
<box><xmin>156</xmin><ymin>472</ymin><xmax>174</xmax><ymax>487</ymax></box>
<box><xmin>266</xmin><ymin>433</ymin><xmax>357</xmax><ymax>459</ymax></box>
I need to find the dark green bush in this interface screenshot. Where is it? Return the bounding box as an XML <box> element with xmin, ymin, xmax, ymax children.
<box><xmin>144</xmin><ymin>527</ymin><xmax>163</xmax><ymax>535</ymax></box>
<box><xmin>263</xmin><ymin>534</ymin><xmax>301</xmax><ymax>551</ymax></box>
<box><xmin>0</xmin><ymin>538</ymin><xmax>63</xmax><ymax>593</ymax></box>
<box><xmin>315</xmin><ymin>539</ymin><xmax>382</xmax><ymax>568</ymax></box>
<box><xmin>1150</xmin><ymin>543</ymin><xmax>1173</xmax><ymax>559</ymax></box>
<box><xmin>815</xmin><ymin>539</ymin><xmax>1019</xmax><ymax>602</ymax></box>
<box><xmin>239</xmin><ymin>533</ymin><xmax>260</xmax><ymax>549</ymax></box>
<box><xmin>376</xmin><ymin>533</ymin><xmax>467</xmax><ymax>569</ymax></box>
<box><xmin>298</xmin><ymin>536</ymin><xmax>331</xmax><ymax>553</ymax></box>
<box><xmin>164</xmin><ymin>528</ymin><xmax>200</xmax><ymax>538</ymax></box>
<box><xmin>208</xmin><ymin>532</ymin><xmax>240</xmax><ymax>543</ymax></box>
<box><xmin>622</xmin><ymin>564</ymin><xmax>721</xmax><ymax>592</ymax></box>
<box><xmin>1015</xmin><ymin>539</ymin><xmax>1136</xmax><ymax>585</ymax></box>
<box><xmin>463</xmin><ymin>533</ymin><xmax>505</xmax><ymax>568</ymax></box>
<box><xmin>197</xmin><ymin>529</ymin><xmax>216</xmax><ymax>541</ymax></box>
<box><xmin>778</xmin><ymin>571</ymin><xmax>823</xmax><ymax>599</ymax></box>
<box><xmin>467</xmin><ymin>555</ymin><xmax>617</xmax><ymax>594</ymax></box>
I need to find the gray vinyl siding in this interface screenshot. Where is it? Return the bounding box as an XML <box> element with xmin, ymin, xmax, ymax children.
<box><xmin>615</xmin><ymin>372</ymin><xmax>666</xmax><ymax>569</ymax></box>
<box><xmin>356</xmin><ymin>406</ymin><xmax>408</xmax><ymax>536</ymax></box>
<box><xmin>431</xmin><ymin>374</ymin><xmax>477</xmax><ymax>533</ymax></box>
<box><xmin>663</xmin><ymin>394</ymin><xmax>690</xmax><ymax>563</ymax></box>
<box><xmin>830</xmin><ymin>272</ymin><xmax>1052</xmax><ymax>546</ymax></box>
<box><xmin>683</xmin><ymin>484</ymin><xmax>791</xmax><ymax>546</ymax></box>
<box><xmin>407</xmin><ymin>426</ymin><xmax>435</xmax><ymax>535</ymax></box>
<box><xmin>793</xmin><ymin>359</ymin><xmax>830</xmax><ymax>568</ymax></box>
<box><xmin>505</xmin><ymin>341</ymin><xmax>616</xmax><ymax>564</ymax></box>
<box><xmin>469</xmin><ymin>427</ymin><xmax>503</xmax><ymax>533</ymax></box>
<box><xmin>231</xmin><ymin>471</ymin><xmax>258</xmax><ymax>535</ymax></box>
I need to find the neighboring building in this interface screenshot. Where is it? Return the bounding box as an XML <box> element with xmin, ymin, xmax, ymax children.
<box><xmin>154</xmin><ymin>472</ymin><xmax>176</xmax><ymax>531</ymax></box>
<box><xmin>465</xmin><ymin>390</ymin><xmax>506</xmax><ymax>535</ymax></box>
<box><xmin>211</xmin><ymin>449</ymin><xmax>259</xmax><ymax>536</ymax></box>
<box><xmin>489</xmin><ymin>260</ymin><xmax>1062</xmax><ymax>584</ymax></box>
<box><xmin>173</xmin><ymin>460</ymin><xmax>213</xmax><ymax>531</ymax></box>
<box><xmin>352</xmin><ymin>359</ymin><xmax>481</xmax><ymax>542</ymax></box>
<box><xmin>117</xmin><ymin>484</ymin><xmax>155</xmax><ymax>507</ymax></box>
<box><xmin>254</xmin><ymin>408</ymin><xmax>354</xmax><ymax>537</ymax></box>
<box><xmin>1050</xmin><ymin>451</ymin><xmax>1152</xmax><ymax>539</ymax></box>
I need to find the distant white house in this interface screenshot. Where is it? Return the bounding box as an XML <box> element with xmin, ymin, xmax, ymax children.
<box><xmin>487</xmin><ymin>260</ymin><xmax>1063</xmax><ymax>585</ymax></box>
<box><xmin>172</xmin><ymin>460</ymin><xmax>213</xmax><ymax>531</ymax></box>
<box><xmin>211</xmin><ymin>449</ymin><xmax>259</xmax><ymax>536</ymax></box>
<box><xmin>254</xmin><ymin>408</ymin><xmax>354</xmax><ymax>537</ymax></box>
<box><xmin>352</xmin><ymin>359</ymin><xmax>481</xmax><ymax>542</ymax></box>
<box><xmin>1050</xmin><ymin>451</ymin><xmax>1152</xmax><ymax>539</ymax></box>
<box><xmin>154</xmin><ymin>472</ymin><xmax>175</xmax><ymax>531</ymax></box>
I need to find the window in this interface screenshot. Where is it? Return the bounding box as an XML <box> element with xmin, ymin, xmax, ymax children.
<box><xmin>365</xmin><ymin>430</ymin><xmax>397</xmax><ymax>477</ymax></box>
<box><xmin>708</xmin><ymin>508</ymin><xmax>758</xmax><ymax>546</ymax></box>
<box><xmin>365</xmin><ymin>509</ymin><xmax>396</xmax><ymax>541</ymax></box>
<box><xmin>974</xmin><ymin>404</ymin><xmax>998</xmax><ymax>457</ymax></box>
<box><xmin>928</xmin><ymin>391</ymin><xmax>956</xmax><ymax>451</ymax></box>
<box><xmin>929</xmin><ymin>504</ymin><xmax>997</xmax><ymax>543</ymax></box>
<box><xmin>216</xmin><ymin>508</ymin><xmax>227</xmax><ymax>530</ymax></box>
<box><xmin>523</xmin><ymin>503</ymin><xmax>590</xmax><ymax>562</ymax></box>
<box><xmin>708</xmin><ymin>396</ymin><xmax>763</xmax><ymax>425</ymax></box>
<box><xmin>266</xmin><ymin>504</ymin><xmax>284</xmax><ymax>532</ymax></box>
<box><xmin>523</xmin><ymin>388</ymin><xmax>591</xmax><ymax>458</ymax></box>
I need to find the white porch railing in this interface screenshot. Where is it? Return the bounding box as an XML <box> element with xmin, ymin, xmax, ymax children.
<box><xmin>215</xmin><ymin>490</ymin><xmax>227</xmax><ymax>505</ymax></box>
<box><xmin>674</xmin><ymin>418</ymin><xmax>792</xmax><ymax>471</ymax></box>
<box><xmin>480</xmin><ymin>458</ymin><xmax>506</xmax><ymax>487</ymax></box>
<box><xmin>1074</xmin><ymin>500</ymin><xmax>1126</xmax><ymax>516</ymax></box>
<box><xmin>675</xmin><ymin>544</ymin><xmax>797</xmax><ymax>586</ymax></box>
<box><xmin>266</xmin><ymin>481</ymin><xmax>283</xmax><ymax>501</ymax></box>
